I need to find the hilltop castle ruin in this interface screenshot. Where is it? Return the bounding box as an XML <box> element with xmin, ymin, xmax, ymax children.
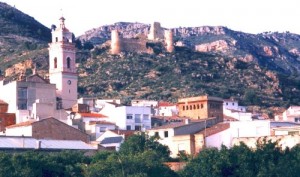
<box><xmin>111</xmin><ymin>22</ymin><xmax>174</xmax><ymax>54</ymax></box>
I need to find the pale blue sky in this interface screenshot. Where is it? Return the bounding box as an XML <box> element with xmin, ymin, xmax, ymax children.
<box><xmin>2</xmin><ymin>0</ymin><xmax>300</xmax><ymax>36</ymax></box>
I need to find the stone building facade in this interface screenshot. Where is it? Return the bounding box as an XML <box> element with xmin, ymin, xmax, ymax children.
<box><xmin>177</xmin><ymin>95</ymin><xmax>223</xmax><ymax>121</ymax></box>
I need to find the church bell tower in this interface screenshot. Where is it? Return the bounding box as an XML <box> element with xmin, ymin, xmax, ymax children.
<box><xmin>48</xmin><ymin>17</ymin><xmax>77</xmax><ymax>109</ymax></box>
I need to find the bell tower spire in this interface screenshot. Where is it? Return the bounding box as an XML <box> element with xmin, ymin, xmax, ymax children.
<box><xmin>48</xmin><ymin>17</ymin><xmax>77</xmax><ymax>109</ymax></box>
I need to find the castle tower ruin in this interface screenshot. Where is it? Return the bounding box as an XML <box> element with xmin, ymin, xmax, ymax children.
<box><xmin>148</xmin><ymin>22</ymin><xmax>164</xmax><ymax>41</ymax></box>
<box><xmin>165</xmin><ymin>30</ymin><xmax>174</xmax><ymax>53</ymax></box>
<box><xmin>111</xmin><ymin>30</ymin><xmax>121</xmax><ymax>54</ymax></box>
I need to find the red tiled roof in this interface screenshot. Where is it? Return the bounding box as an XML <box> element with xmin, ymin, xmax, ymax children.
<box><xmin>89</xmin><ymin>121</ymin><xmax>115</xmax><ymax>125</ymax></box>
<box><xmin>197</xmin><ymin>123</ymin><xmax>230</xmax><ymax>137</ymax></box>
<box><xmin>158</xmin><ymin>102</ymin><xmax>176</xmax><ymax>107</ymax></box>
<box><xmin>110</xmin><ymin>130</ymin><xmax>135</xmax><ymax>137</ymax></box>
<box><xmin>6</xmin><ymin>121</ymin><xmax>35</xmax><ymax>128</ymax></box>
<box><xmin>79</xmin><ymin>113</ymin><xmax>107</xmax><ymax>118</ymax></box>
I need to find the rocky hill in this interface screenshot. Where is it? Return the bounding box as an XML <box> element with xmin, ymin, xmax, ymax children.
<box><xmin>2</xmin><ymin>3</ymin><xmax>300</xmax><ymax>111</ymax></box>
<box><xmin>0</xmin><ymin>2</ymin><xmax>50</xmax><ymax>76</ymax></box>
<box><xmin>79</xmin><ymin>22</ymin><xmax>300</xmax><ymax>76</ymax></box>
<box><xmin>77</xmin><ymin>45</ymin><xmax>300</xmax><ymax>109</ymax></box>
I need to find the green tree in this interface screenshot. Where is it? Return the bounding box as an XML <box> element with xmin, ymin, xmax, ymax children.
<box><xmin>119</xmin><ymin>133</ymin><xmax>171</xmax><ymax>161</ymax></box>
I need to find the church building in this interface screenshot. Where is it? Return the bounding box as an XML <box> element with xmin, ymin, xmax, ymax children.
<box><xmin>0</xmin><ymin>17</ymin><xmax>78</xmax><ymax>124</ymax></box>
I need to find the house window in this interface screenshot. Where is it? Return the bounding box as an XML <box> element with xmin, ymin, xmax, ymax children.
<box><xmin>186</xmin><ymin>106</ymin><xmax>189</xmax><ymax>110</ymax></box>
<box><xmin>164</xmin><ymin>131</ymin><xmax>168</xmax><ymax>138</ymax></box>
<box><xmin>67</xmin><ymin>57</ymin><xmax>71</xmax><ymax>68</ymax></box>
<box><xmin>226</xmin><ymin>102</ymin><xmax>228</xmax><ymax>105</ymax></box>
<box><xmin>143</xmin><ymin>114</ymin><xmax>149</xmax><ymax>120</ymax></box>
<box><xmin>135</xmin><ymin>114</ymin><xmax>141</xmax><ymax>123</ymax></box>
<box><xmin>126</xmin><ymin>114</ymin><xmax>133</xmax><ymax>119</ymax></box>
<box><xmin>54</xmin><ymin>57</ymin><xmax>57</xmax><ymax>68</ymax></box>
<box><xmin>135</xmin><ymin>125</ymin><xmax>142</xmax><ymax>131</ymax></box>
<box><xmin>232</xmin><ymin>103</ymin><xmax>235</xmax><ymax>106</ymax></box>
<box><xmin>193</xmin><ymin>105</ymin><xmax>196</xmax><ymax>109</ymax></box>
<box><xmin>190</xmin><ymin>105</ymin><xmax>192</xmax><ymax>110</ymax></box>
<box><xmin>99</xmin><ymin>127</ymin><xmax>106</xmax><ymax>132</ymax></box>
<box><xmin>154</xmin><ymin>132</ymin><xmax>159</xmax><ymax>137</ymax></box>
<box><xmin>201</xmin><ymin>104</ymin><xmax>204</xmax><ymax>108</ymax></box>
<box><xmin>126</xmin><ymin>125</ymin><xmax>131</xmax><ymax>130</ymax></box>
<box><xmin>17</xmin><ymin>87</ymin><xmax>28</xmax><ymax>110</ymax></box>
<box><xmin>55</xmin><ymin>37</ymin><xmax>58</xmax><ymax>42</ymax></box>
<box><xmin>197</xmin><ymin>104</ymin><xmax>200</xmax><ymax>109</ymax></box>
<box><xmin>183</xmin><ymin>106</ymin><xmax>185</xmax><ymax>110</ymax></box>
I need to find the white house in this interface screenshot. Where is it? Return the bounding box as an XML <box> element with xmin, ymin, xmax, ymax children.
<box><xmin>131</xmin><ymin>99</ymin><xmax>158</xmax><ymax>107</ymax></box>
<box><xmin>223</xmin><ymin>99</ymin><xmax>251</xmax><ymax>121</ymax></box>
<box><xmin>223</xmin><ymin>99</ymin><xmax>246</xmax><ymax>112</ymax></box>
<box><xmin>157</xmin><ymin>102</ymin><xmax>178</xmax><ymax>117</ymax></box>
<box><xmin>77</xmin><ymin>97</ymin><xmax>121</xmax><ymax>112</ymax></box>
<box><xmin>86</xmin><ymin>121</ymin><xmax>116</xmax><ymax>140</ymax></box>
<box><xmin>99</xmin><ymin>102</ymin><xmax>152</xmax><ymax>131</ymax></box>
<box><xmin>147</xmin><ymin>119</ymin><xmax>218</xmax><ymax>157</ymax></box>
<box><xmin>282</xmin><ymin>106</ymin><xmax>300</xmax><ymax>122</ymax></box>
<box><xmin>204</xmin><ymin>120</ymin><xmax>270</xmax><ymax>149</ymax></box>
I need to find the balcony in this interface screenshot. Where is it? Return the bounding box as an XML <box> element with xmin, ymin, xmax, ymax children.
<box><xmin>135</xmin><ymin>118</ymin><xmax>142</xmax><ymax>123</ymax></box>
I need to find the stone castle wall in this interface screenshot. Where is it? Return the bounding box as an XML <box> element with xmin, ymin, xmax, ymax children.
<box><xmin>148</xmin><ymin>22</ymin><xmax>165</xmax><ymax>41</ymax></box>
<box><xmin>111</xmin><ymin>22</ymin><xmax>174</xmax><ymax>54</ymax></box>
<box><xmin>120</xmin><ymin>38</ymin><xmax>149</xmax><ymax>53</ymax></box>
<box><xmin>165</xmin><ymin>30</ymin><xmax>174</xmax><ymax>53</ymax></box>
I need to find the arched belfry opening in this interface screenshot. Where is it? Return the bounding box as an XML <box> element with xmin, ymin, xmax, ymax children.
<box><xmin>54</xmin><ymin>57</ymin><xmax>57</xmax><ymax>68</ymax></box>
<box><xmin>67</xmin><ymin>57</ymin><xmax>71</xmax><ymax>69</ymax></box>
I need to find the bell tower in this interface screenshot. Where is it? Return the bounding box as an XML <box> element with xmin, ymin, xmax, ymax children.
<box><xmin>48</xmin><ymin>17</ymin><xmax>77</xmax><ymax>109</ymax></box>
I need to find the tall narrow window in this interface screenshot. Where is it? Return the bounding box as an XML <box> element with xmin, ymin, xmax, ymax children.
<box><xmin>17</xmin><ymin>87</ymin><xmax>27</xmax><ymax>110</ymax></box>
<box><xmin>67</xmin><ymin>57</ymin><xmax>71</xmax><ymax>69</ymax></box>
<box><xmin>54</xmin><ymin>57</ymin><xmax>57</xmax><ymax>68</ymax></box>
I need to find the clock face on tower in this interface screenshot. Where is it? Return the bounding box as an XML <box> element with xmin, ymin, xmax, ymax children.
<box><xmin>67</xmin><ymin>80</ymin><xmax>71</xmax><ymax>85</ymax></box>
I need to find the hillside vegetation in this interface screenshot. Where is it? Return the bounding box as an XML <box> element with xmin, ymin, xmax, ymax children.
<box><xmin>0</xmin><ymin>2</ymin><xmax>50</xmax><ymax>76</ymax></box>
<box><xmin>1</xmin><ymin>2</ymin><xmax>300</xmax><ymax>109</ymax></box>
<box><xmin>76</xmin><ymin>45</ymin><xmax>300</xmax><ymax>107</ymax></box>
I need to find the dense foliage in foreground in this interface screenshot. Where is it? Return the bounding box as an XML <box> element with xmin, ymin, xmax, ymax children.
<box><xmin>1</xmin><ymin>136</ymin><xmax>300</xmax><ymax>177</ymax></box>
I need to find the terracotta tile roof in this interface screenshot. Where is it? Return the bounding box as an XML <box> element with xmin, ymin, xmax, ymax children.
<box><xmin>110</xmin><ymin>130</ymin><xmax>135</xmax><ymax>138</ymax></box>
<box><xmin>6</xmin><ymin>121</ymin><xmax>35</xmax><ymax>129</ymax></box>
<box><xmin>197</xmin><ymin>123</ymin><xmax>230</xmax><ymax>137</ymax></box>
<box><xmin>158</xmin><ymin>102</ymin><xmax>176</xmax><ymax>107</ymax></box>
<box><xmin>79</xmin><ymin>113</ymin><xmax>107</xmax><ymax>118</ymax></box>
<box><xmin>89</xmin><ymin>121</ymin><xmax>115</xmax><ymax>125</ymax></box>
